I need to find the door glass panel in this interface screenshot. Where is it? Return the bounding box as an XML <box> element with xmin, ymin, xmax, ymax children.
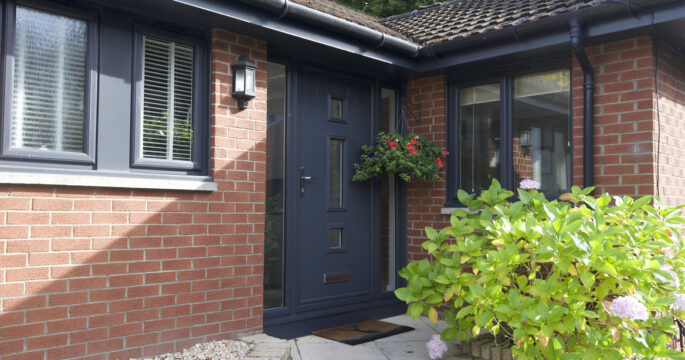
<box><xmin>264</xmin><ymin>62</ymin><xmax>286</xmax><ymax>309</ymax></box>
<box><xmin>459</xmin><ymin>84</ymin><xmax>501</xmax><ymax>193</ymax></box>
<box><xmin>380</xmin><ymin>88</ymin><xmax>396</xmax><ymax>291</ymax></box>
<box><xmin>329</xmin><ymin>139</ymin><xmax>343</xmax><ymax>207</ymax></box>
<box><xmin>513</xmin><ymin>70</ymin><xmax>570</xmax><ymax>194</ymax></box>
<box><xmin>330</xmin><ymin>98</ymin><xmax>343</xmax><ymax>120</ymax></box>
<box><xmin>329</xmin><ymin>228</ymin><xmax>342</xmax><ymax>249</ymax></box>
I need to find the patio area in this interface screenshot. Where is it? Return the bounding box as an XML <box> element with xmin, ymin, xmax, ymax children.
<box><xmin>288</xmin><ymin>315</ymin><xmax>466</xmax><ymax>360</ymax></box>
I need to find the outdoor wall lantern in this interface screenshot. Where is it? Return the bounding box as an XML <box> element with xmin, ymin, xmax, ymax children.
<box><xmin>231</xmin><ymin>55</ymin><xmax>257</xmax><ymax>109</ymax></box>
<box><xmin>519</xmin><ymin>130</ymin><xmax>531</xmax><ymax>155</ymax></box>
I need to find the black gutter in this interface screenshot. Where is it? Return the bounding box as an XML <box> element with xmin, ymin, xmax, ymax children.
<box><xmin>570</xmin><ymin>19</ymin><xmax>595</xmax><ymax>188</ymax></box>
<box><xmin>237</xmin><ymin>0</ymin><xmax>420</xmax><ymax>57</ymax></box>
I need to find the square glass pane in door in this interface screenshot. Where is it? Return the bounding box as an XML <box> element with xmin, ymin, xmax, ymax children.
<box><xmin>329</xmin><ymin>139</ymin><xmax>343</xmax><ymax>207</ymax></box>
<box><xmin>330</xmin><ymin>98</ymin><xmax>343</xmax><ymax>120</ymax></box>
<box><xmin>329</xmin><ymin>228</ymin><xmax>342</xmax><ymax>249</ymax></box>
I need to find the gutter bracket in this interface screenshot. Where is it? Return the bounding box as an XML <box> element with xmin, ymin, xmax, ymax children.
<box><xmin>375</xmin><ymin>33</ymin><xmax>386</xmax><ymax>48</ymax></box>
<box><xmin>275</xmin><ymin>0</ymin><xmax>288</xmax><ymax>19</ymax></box>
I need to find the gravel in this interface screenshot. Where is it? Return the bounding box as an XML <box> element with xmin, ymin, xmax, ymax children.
<box><xmin>133</xmin><ymin>339</ymin><xmax>255</xmax><ymax>360</ymax></box>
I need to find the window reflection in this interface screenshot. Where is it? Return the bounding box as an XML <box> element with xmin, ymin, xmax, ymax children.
<box><xmin>459</xmin><ymin>84</ymin><xmax>501</xmax><ymax>193</ymax></box>
<box><xmin>513</xmin><ymin>70</ymin><xmax>570</xmax><ymax>194</ymax></box>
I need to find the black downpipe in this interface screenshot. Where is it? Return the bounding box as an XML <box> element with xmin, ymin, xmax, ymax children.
<box><xmin>570</xmin><ymin>20</ymin><xmax>595</xmax><ymax>188</ymax></box>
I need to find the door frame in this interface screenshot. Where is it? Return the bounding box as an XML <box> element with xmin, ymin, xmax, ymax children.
<box><xmin>263</xmin><ymin>55</ymin><xmax>408</xmax><ymax>337</ymax></box>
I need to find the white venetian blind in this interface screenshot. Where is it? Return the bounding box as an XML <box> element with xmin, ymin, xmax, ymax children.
<box><xmin>141</xmin><ymin>36</ymin><xmax>194</xmax><ymax>162</ymax></box>
<box><xmin>11</xmin><ymin>6</ymin><xmax>88</xmax><ymax>153</ymax></box>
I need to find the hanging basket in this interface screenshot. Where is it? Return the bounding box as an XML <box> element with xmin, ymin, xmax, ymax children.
<box><xmin>352</xmin><ymin>132</ymin><xmax>448</xmax><ymax>183</ymax></box>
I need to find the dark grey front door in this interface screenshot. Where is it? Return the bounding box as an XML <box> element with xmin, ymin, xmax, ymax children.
<box><xmin>296</xmin><ymin>68</ymin><xmax>374</xmax><ymax>311</ymax></box>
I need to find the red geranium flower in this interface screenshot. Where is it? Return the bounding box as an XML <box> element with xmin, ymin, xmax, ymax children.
<box><xmin>436</xmin><ymin>157</ymin><xmax>444</xmax><ymax>169</ymax></box>
<box><xmin>388</xmin><ymin>140</ymin><xmax>398</xmax><ymax>150</ymax></box>
<box><xmin>410</xmin><ymin>137</ymin><xmax>419</xmax><ymax>146</ymax></box>
<box><xmin>441</xmin><ymin>149</ymin><xmax>449</xmax><ymax>156</ymax></box>
<box><xmin>406</xmin><ymin>143</ymin><xmax>418</xmax><ymax>155</ymax></box>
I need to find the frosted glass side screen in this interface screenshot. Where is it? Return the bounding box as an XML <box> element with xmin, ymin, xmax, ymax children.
<box><xmin>11</xmin><ymin>7</ymin><xmax>88</xmax><ymax>153</ymax></box>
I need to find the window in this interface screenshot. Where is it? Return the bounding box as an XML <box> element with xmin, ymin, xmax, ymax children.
<box><xmin>0</xmin><ymin>1</ymin><xmax>211</xmax><ymax>187</ymax></box>
<box><xmin>449</xmin><ymin>68</ymin><xmax>571</xmax><ymax>203</ymax></box>
<box><xmin>2</xmin><ymin>2</ymin><xmax>97</xmax><ymax>163</ymax></box>
<box><xmin>132</xmin><ymin>26</ymin><xmax>207</xmax><ymax>171</ymax></box>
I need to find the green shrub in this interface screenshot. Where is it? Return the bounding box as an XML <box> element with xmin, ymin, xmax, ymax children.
<box><xmin>395</xmin><ymin>180</ymin><xmax>685</xmax><ymax>359</ymax></box>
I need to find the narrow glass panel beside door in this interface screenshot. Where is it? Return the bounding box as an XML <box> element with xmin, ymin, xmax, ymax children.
<box><xmin>380</xmin><ymin>88</ymin><xmax>396</xmax><ymax>291</ymax></box>
<box><xmin>265</xmin><ymin>62</ymin><xmax>286</xmax><ymax>309</ymax></box>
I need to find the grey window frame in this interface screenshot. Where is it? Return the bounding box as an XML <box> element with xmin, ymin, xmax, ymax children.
<box><xmin>131</xmin><ymin>23</ymin><xmax>208</xmax><ymax>172</ymax></box>
<box><xmin>0</xmin><ymin>0</ymin><xmax>99</xmax><ymax>164</ymax></box>
<box><xmin>446</xmin><ymin>58</ymin><xmax>573</xmax><ymax>206</ymax></box>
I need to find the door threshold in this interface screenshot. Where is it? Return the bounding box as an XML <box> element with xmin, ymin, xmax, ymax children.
<box><xmin>264</xmin><ymin>302</ymin><xmax>406</xmax><ymax>339</ymax></box>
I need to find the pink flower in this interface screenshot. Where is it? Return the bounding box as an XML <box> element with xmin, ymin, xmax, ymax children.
<box><xmin>675</xmin><ymin>294</ymin><xmax>685</xmax><ymax>311</ymax></box>
<box><xmin>662</xmin><ymin>264</ymin><xmax>680</xmax><ymax>287</ymax></box>
<box><xmin>406</xmin><ymin>143</ymin><xmax>418</xmax><ymax>155</ymax></box>
<box><xmin>610</xmin><ymin>296</ymin><xmax>649</xmax><ymax>321</ymax></box>
<box><xmin>441</xmin><ymin>149</ymin><xmax>449</xmax><ymax>156</ymax></box>
<box><xmin>519</xmin><ymin>179</ymin><xmax>541</xmax><ymax>190</ymax></box>
<box><xmin>436</xmin><ymin>158</ymin><xmax>444</xmax><ymax>169</ymax></box>
<box><xmin>426</xmin><ymin>334</ymin><xmax>448</xmax><ymax>359</ymax></box>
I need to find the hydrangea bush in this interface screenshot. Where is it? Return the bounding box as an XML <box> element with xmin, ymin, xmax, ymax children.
<box><xmin>396</xmin><ymin>179</ymin><xmax>685</xmax><ymax>359</ymax></box>
<box><xmin>352</xmin><ymin>131</ymin><xmax>448</xmax><ymax>182</ymax></box>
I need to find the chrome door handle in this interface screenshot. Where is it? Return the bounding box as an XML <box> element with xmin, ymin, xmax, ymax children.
<box><xmin>300</xmin><ymin>167</ymin><xmax>312</xmax><ymax>195</ymax></box>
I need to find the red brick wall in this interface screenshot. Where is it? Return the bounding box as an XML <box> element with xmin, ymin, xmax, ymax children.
<box><xmin>406</xmin><ymin>35</ymin><xmax>681</xmax><ymax>261</ymax></box>
<box><xmin>0</xmin><ymin>29</ymin><xmax>266</xmax><ymax>360</ymax></box>
<box><xmin>405</xmin><ymin>75</ymin><xmax>450</xmax><ymax>261</ymax></box>
<box><xmin>654</xmin><ymin>41</ymin><xmax>685</xmax><ymax>207</ymax></box>
<box><xmin>572</xmin><ymin>36</ymin><xmax>658</xmax><ymax>196</ymax></box>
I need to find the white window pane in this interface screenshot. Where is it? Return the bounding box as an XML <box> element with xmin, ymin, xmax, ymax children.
<box><xmin>141</xmin><ymin>36</ymin><xmax>194</xmax><ymax>162</ymax></box>
<box><xmin>11</xmin><ymin>7</ymin><xmax>87</xmax><ymax>153</ymax></box>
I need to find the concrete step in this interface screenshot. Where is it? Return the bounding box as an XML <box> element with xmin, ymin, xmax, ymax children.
<box><xmin>242</xmin><ymin>333</ymin><xmax>291</xmax><ymax>360</ymax></box>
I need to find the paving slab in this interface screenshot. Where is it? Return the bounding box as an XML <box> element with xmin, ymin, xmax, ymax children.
<box><xmin>288</xmin><ymin>315</ymin><xmax>470</xmax><ymax>360</ymax></box>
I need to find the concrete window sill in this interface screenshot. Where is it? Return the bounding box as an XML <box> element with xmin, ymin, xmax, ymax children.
<box><xmin>0</xmin><ymin>171</ymin><xmax>218</xmax><ymax>192</ymax></box>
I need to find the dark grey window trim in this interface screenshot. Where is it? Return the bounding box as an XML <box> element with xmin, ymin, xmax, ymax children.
<box><xmin>446</xmin><ymin>57</ymin><xmax>573</xmax><ymax>206</ymax></box>
<box><xmin>0</xmin><ymin>0</ymin><xmax>99</xmax><ymax>164</ymax></box>
<box><xmin>131</xmin><ymin>23</ymin><xmax>208</xmax><ymax>173</ymax></box>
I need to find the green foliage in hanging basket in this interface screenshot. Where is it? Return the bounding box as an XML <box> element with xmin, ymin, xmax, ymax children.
<box><xmin>352</xmin><ymin>132</ymin><xmax>448</xmax><ymax>182</ymax></box>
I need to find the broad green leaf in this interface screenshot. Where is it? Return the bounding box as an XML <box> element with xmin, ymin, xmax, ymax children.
<box><xmin>407</xmin><ymin>303</ymin><xmax>422</xmax><ymax>319</ymax></box>
<box><xmin>580</xmin><ymin>270</ymin><xmax>595</xmax><ymax>289</ymax></box>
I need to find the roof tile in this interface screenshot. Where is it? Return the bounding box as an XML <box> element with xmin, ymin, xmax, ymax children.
<box><xmin>381</xmin><ymin>0</ymin><xmax>606</xmax><ymax>45</ymax></box>
<box><xmin>289</xmin><ymin>0</ymin><xmax>409</xmax><ymax>39</ymax></box>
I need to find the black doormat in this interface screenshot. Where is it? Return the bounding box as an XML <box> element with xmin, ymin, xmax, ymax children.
<box><xmin>312</xmin><ymin>319</ymin><xmax>414</xmax><ymax>345</ymax></box>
